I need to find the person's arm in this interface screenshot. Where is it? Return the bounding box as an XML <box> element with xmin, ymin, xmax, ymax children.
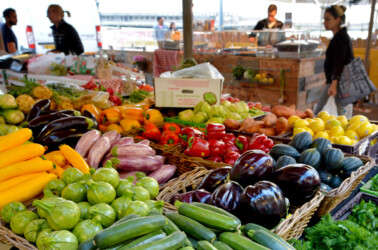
<box><xmin>249</xmin><ymin>20</ymin><xmax>264</xmax><ymax>38</ymax></box>
<box><xmin>328</xmin><ymin>36</ymin><xmax>349</xmax><ymax>97</ymax></box>
<box><xmin>67</xmin><ymin>25</ymin><xmax>84</xmax><ymax>55</ymax></box>
<box><xmin>6</xmin><ymin>42</ymin><xmax>17</xmax><ymax>53</ymax></box>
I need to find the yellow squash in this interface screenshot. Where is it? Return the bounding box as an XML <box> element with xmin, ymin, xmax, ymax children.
<box><xmin>0</xmin><ymin>143</ymin><xmax>45</xmax><ymax>168</ymax></box>
<box><xmin>59</xmin><ymin>145</ymin><xmax>90</xmax><ymax>174</ymax></box>
<box><xmin>0</xmin><ymin>172</ymin><xmax>46</xmax><ymax>192</ymax></box>
<box><xmin>0</xmin><ymin>173</ymin><xmax>57</xmax><ymax>209</ymax></box>
<box><xmin>0</xmin><ymin>128</ymin><xmax>33</xmax><ymax>153</ymax></box>
<box><xmin>44</xmin><ymin>151</ymin><xmax>67</xmax><ymax>167</ymax></box>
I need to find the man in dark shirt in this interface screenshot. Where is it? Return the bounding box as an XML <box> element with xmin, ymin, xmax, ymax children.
<box><xmin>1</xmin><ymin>8</ymin><xmax>18</xmax><ymax>53</ymax></box>
<box><xmin>47</xmin><ymin>4</ymin><xmax>84</xmax><ymax>55</ymax></box>
<box><xmin>249</xmin><ymin>4</ymin><xmax>284</xmax><ymax>46</ymax></box>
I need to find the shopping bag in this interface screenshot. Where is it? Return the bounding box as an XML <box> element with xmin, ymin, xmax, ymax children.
<box><xmin>338</xmin><ymin>57</ymin><xmax>377</xmax><ymax>106</ymax></box>
<box><xmin>323</xmin><ymin>96</ymin><xmax>338</xmax><ymax>116</ymax></box>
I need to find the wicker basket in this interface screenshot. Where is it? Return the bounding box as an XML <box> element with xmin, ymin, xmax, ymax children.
<box><xmin>157</xmin><ymin>167</ymin><xmax>324</xmax><ymax>241</ymax></box>
<box><xmin>316</xmin><ymin>154</ymin><xmax>375</xmax><ymax>216</ymax></box>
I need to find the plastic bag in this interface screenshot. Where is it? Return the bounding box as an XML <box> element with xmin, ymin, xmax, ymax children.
<box><xmin>322</xmin><ymin>96</ymin><xmax>353</xmax><ymax>119</ymax></box>
<box><xmin>28</xmin><ymin>53</ymin><xmax>65</xmax><ymax>75</ymax></box>
<box><xmin>160</xmin><ymin>62</ymin><xmax>224</xmax><ymax>83</ymax></box>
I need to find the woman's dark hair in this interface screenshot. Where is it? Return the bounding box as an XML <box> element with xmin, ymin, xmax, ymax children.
<box><xmin>169</xmin><ymin>22</ymin><xmax>176</xmax><ymax>30</ymax></box>
<box><xmin>325</xmin><ymin>5</ymin><xmax>346</xmax><ymax>25</ymax></box>
<box><xmin>3</xmin><ymin>8</ymin><xmax>15</xmax><ymax>18</ymax></box>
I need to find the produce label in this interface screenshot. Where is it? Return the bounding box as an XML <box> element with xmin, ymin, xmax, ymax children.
<box><xmin>154</xmin><ymin>78</ymin><xmax>222</xmax><ymax>107</ymax></box>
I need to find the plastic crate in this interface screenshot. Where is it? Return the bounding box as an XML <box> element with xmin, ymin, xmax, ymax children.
<box><xmin>360</xmin><ymin>173</ymin><xmax>378</xmax><ymax>197</ymax></box>
<box><xmin>332</xmin><ymin>192</ymin><xmax>378</xmax><ymax>221</ymax></box>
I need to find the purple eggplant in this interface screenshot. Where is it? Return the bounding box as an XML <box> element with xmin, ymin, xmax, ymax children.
<box><xmin>137</xmin><ymin>139</ymin><xmax>150</xmax><ymax>146</ymax></box>
<box><xmin>111</xmin><ymin>137</ymin><xmax>134</xmax><ymax>148</ymax></box>
<box><xmin>238</xmin><ymin>181</ymin><xmax>287</xmax><ymax>229</ymax></box>
<box><xmin>272</xmin><ymin>164</ymin><xmax>321</xmax><ymax>207</ymax></box>
<box><xmin>26</xmin><ymin>99</ymin><xmax>51</xmax><ymax>122</ymax></box>
<box><xmin>41</xmin><ymin>129</ymin><xmax>88</xmax><ymax>152</ymax></box>
<box><xmin>196</xmin><ymin>166</ymin><xmax>232</xmax><ymax>193</ymax></box>
<box><xmin>171</xmin><ymin>189</ymin><xmax>212</xmax><ymax>204</ymax></box>
<box><xmin>82</xmin><ymin>110</ymin><xmax>98</xmax><ymax>129</ymax></box>
<box><xmin>75</xmin><ymin>130</ymin><xmax>101</xmax><ymax>157</ymax></box>
<box><xmin>210</xmin><ymin>181</ymin><xmax>243</xmax><ymax>214</ymax></box>
<box><xmin>229</xmin><ymin>150</ymin><xmax>274</xmax><ymax>187</ymax></box>
<box><xmin>111</xmin><ymin>144</ymin><xmax>156</xmax><ymax>157</ymax></box>
<box><xmin>87</xmin><ymin>136</ymin><xmax>111</xmax><ymax>168</ymax></box>
<box><xmin>27</xmin><ymin>110</ymin><xmax>76</xmax><ymax>135</ymax></box>
<box><xmin>148</xmin><ymin>164</ymin><xmax>177</xmax><ymax>184</ymax></box>
<box><xmin>101</xmin><ymin>130</ymin><xmax>121</xmax><ymax>146</ymax></box>
<box><xmin>110</xmin><ymin>155</ymin><xmax>163</xmax><ymax>172</ymax></box>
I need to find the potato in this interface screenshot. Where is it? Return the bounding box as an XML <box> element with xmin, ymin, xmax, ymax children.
<box><xmin>295</xmin><ymin>110</ymin><xmax>307</xmax><ymax>119</ymax></box>
<box><xmin>271</xmin><ymin>105</ymin><xmax>297</xmax><ymax>118</ymax></box>
<box><xmin>263</xmin><ymin>113</ymin><xmax>277</xmax><ymax>127</ymax></box>
<box><xmin>224</xmin><ymin>118</ymin><xmax>240</xmax><ymax>130</ymax></box>
<box><xmin>258</xmin><ymin>127</ymin><xmax>276</xmax><ymax>136</ymax></box>
<box><xmin>239</xmin><ymin>117</ymin><xmax>255</xmax><ymax>131</ymax></box>
<box><xmin>275</xmin><ymin>117</ymin><xmax>289</xmax><ymax>135</ymax></box>
<box><xmin>246</xmin><ymin>121</ymin><xmax>264</xmax><ymax>133</ymax></box>
<box><xmin>305</xmin><ymin>109</ymin><xmax>314</xmax><ymax>118</ymax></box>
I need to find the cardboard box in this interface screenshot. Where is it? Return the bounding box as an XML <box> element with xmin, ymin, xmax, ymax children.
<box><xmin>154</xmin><ymin>77</ymin><xmax>223</xmax><ymax>108</ymax></box>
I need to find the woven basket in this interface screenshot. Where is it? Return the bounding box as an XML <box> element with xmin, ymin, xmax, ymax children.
<box><xmin>316</xmin><ymin>154</ymin><xmax>375</xmax><ymax>217</ymax></box>
<box><xmin>157</xmin><ymin>167</ymin><xmax>324</xmax><ymax>241</ymax></box>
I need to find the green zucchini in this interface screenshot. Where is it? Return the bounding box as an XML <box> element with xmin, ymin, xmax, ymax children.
<box><xmin>191</xmin><ymin>202</ymin><xmax>241</xmax><ymax>224</ymax></box>
<box><xmin>78</xmin><ymin>238</ymin><xmax>96</xmax><ymax>250</ymax></box>
<box><xmin>197</xmin><ymin>241</ymin><xmax>218</xmax><ymax>250</ymax></box>
<box><xmin>242</xmin><ymin>223</ymin><xmax>294</xmax><ymax>249</ymax></box>
<box><xmin>247</xmin><ymin>229</ymin><xmax>292</xmax><ymax>250</ymax></box>
<box><xmin>219</xmin><ymin>232</ymin><xmax>269</xmax><ymax>250</ymax></box>
<box><xmin>101</xmin><ymin>240</ymin><xmax>134</xmax><ymax>250</ymax></box>
<box><xmin>128</xmin><ymin>231</ymin><xmax>186</xmax><ymax>250</ymax></box>
<box><xmin>212</xmin><ymin>241</ymin><xmax>233</xmax><ymax>250</ymax></box>
<box><xmin>179</xmin><ymin>247</ymin><xmax>195</xmax><ymax>250</ymax></box>
<box><xmin>175</xmin><ymin>201</ymin><xmax>240</xmax><ymax>232</ymax></box>
<box><xmin>188</xmin><ymin>236</ymin><xmax>198</xmax><ymax>247</ymax></box>
<box><xmin>119</xmin><ymin>230</ymin><xmax>166</xmax><ymax>249</ymax></box>
<box><xmin>112</xmin><ymin>213</ymin><xmax>140</xmax><ymax>226</ymax></box>
<box><xmin>166</xmin><ymin>213</ymin><xmax>216</xmax><ymax>242</ymax></box>
<box><xmin>94</xmin><ymin>215</ymin><xmax>167</xmax><ymax>248</ymax></box>
<box><xmin>163</xmin><ymin>216</ymin><xmax>193</xmax><ymax>246</ymax></box>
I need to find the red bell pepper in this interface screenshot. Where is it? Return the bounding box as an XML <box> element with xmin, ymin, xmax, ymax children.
<box><xmin>224</xmin><ymin>151</ymin><xmax>240</xmax><ymax>165</ymax></box>
<box><xmin>106</xmin><ymin>87</ymin><xmax>115</xmax><ymax>95</ymax></box>
<box><xmin>141</xmin><ymin>123</ymin><xmax>162</xmax><ymax>142</ymax></box>
<box><xmin>184</xmin><ymin>137</ymin><xmax>210</xmax><ymax>158</ymax></box>
<box><xmin>222</xmin><ymin>133</ymin><xmax>236</xmax><ymax>144</ymax></box>
<box><xmin>225</xmin><ymin>142</ymin><xmax>240</xmax><ymax>153</ymax></box>
<box><xmin>208</xmin><ymin>139</ymin><xmax>226</xmax><ymax>157</ymax></box>
<box><xmin>207</xmin><ymin>156</ymin><xmax>223</xmax><ymax>163</ymax></box>
<box><xmin>248</xmin><ymin>134</ymin><xmax>274</xmax><ymax>153</ymax></box>
<box><xmin>159</xmin><ymin>131</ymin><xmax>179</xmax><ymax>146</ymax></box>
<box><xmin>206</xmin><ymin>123</ymin><xmax>226</xmax><ymax>133</ymax></box>
<box><xmin>205</xmin><ymin>131</ymin><xmax>226</xmax><ymax>140</ymax></box>
<box><xmin>82</xmin><ymin>80</ymin><xmax>97</xmax><ymax>90</ymax></box>
<box><xmin>178</xmin><ymin>127</ymin><xmax>204</xmax><ymax>147</ymax></box>
<box><xmin>162</xmin><ymin>123</ymin><xmax>181</xmax><ymax>134</ymax></box>
<box><xmin>109</xmin><ymin>94</ymin><xmax>122</xmax><ymax>106</ymax></box>
<box><xmin>235</xmin><ymin>135</ymin><xmax>249</xmax><ymax>153</ymax></box>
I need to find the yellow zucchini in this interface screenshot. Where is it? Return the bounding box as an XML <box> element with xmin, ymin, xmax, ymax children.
<box><xmin>0</xmin><ymin>143</ymin><xmax>45</xmax><ymax>168</ymax></box>
<box><xmin>0</xmin><ymin>172</ymin><xmax>46</xmax><ymax>192</ymax></box>
<box><xmin>0</xmin><ymin>173</ymin><xmax>57</xmax><ymax>209</ymax></box>
<box><xmin>47</xmin><ymin>164</ymin><xmax>64</xmax><ymax>179</ymax></box>
<box><xmin>0</xmin><ymin>128</ymin><xmax>33</xmax><ymax>153</ymax></box>
<box><xmin>44</xmin><ymin>151</ymin><xmax>67</xmax><ymax>167</ymax></box>
<box><xmin>0</xmin><ymin>158</ymin><xmax>53</xmax><ymax>182</ymax></box>
<box><xmin>59</xmin><ymin>145</ymin><xmax>90</xmax><ymax>174</ymax></box>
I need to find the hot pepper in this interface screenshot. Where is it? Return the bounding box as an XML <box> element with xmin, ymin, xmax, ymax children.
<box><xmin>208</xmin><ymin>139</ymin><xmax>226</xmax><ymax>157</ymax></box>
<box><xmin>178</xmin><ymin>127</ymin><xmax>204</xmax><ymax>147</ymax></box>
<box><xmin>81</xmin><ymin>104</ymin><xmax>101</xmax><ymax>122</ymax></box>
<box><xmin>82</xmin><ymin>80</ymin><xmax>97</xmax><ymax>90</ymax></box>
<box><xmin>121</xmin><ymin>108</ymin><xmax>144</xmax><ymax>123</ymax></box>
<box><xmin>224</xmin><ymin>151</ymin><xmax>240</xmax><ymax>166</ymax></box>
<box><xmin>162</xmin><ymin>123</ymin><xmax>181</xmax><ymax>134</ymax></box>
<box><xmin>119</xmin><ymin>119</ymin><xmax>141</xmax><ymax>132</ymax></box>
<box><xmin>184</xmin><ymin>137</ymin><xmax>210</xmax><ymax>158</ymax></box>
<box><xmin>235</xmin><ymin>135</ymin><xmax>249</xmax><ymax>153</ymax></box>
<box><xmin>222</xmin><ymin>133</ymin><xmax>236</xmax><ymax>144</ymax></box>
<box><xmin>141</xmin><ymin>123</ymin><xmax>162</xmax><ymax>142</ymax></box>
<box><xmin>159</xmin><ymin>131</ymin><xmax>180</xmax><ymax>146</ymax></box>
<box><xmin>100</xmin><ymin>108</ymin><xmax>122</xmax><ymax>125</ymax></box>
<box><xmin>248</xmin><ymin>134</ymin><xmax>274</xmax><ymax>153</ymax></box>
<box><xmin>205</xmin><ymin>123</ymin><xmax>226</xmax><ymax>140</ymax></box>
<box><xmin>109</xmin><ymin>94</ymin><xmax>122</xmax><ymax>106</ymax></box>
<box><xmin>144</xmin><ymin>109</ymin><xmax>164</xmax><ymax>126</ymax></box>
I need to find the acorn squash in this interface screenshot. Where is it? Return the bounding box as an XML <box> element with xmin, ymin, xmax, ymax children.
<box><xmin>289</xmin><ymin>132</ymin><xmax>313</xmax><ymax>152</ymax></box>
<box><xmin>323</xmin><ymin>148</ymin><xmax>344</xmax><ymax>172</ymax></box>
<box><xmin>339</xmin><ymin>156</ymin><xmax>364</xmax><ymax>178</ymax></box>
<box><xmin>275</xmin><ymin>155</ymin><xmax>296</xmax><ymax>170</ymax></box>
<box><xmin>298</xmin><ymin>148</ymin><xmax>321</xmax><ymax>169</ymax></box>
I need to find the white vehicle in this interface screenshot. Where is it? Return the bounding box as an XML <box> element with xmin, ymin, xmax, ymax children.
<box><xmin>0</xmin><ymin>0</ymin><xmax>101</xmax><ymax>54</ymax></box>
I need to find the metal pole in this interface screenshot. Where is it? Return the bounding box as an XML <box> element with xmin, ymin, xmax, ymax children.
<box><xmin>364</xmin><ymin>0</ymin><xmax>376</xmax><ymax>72</ymax></box>
<box><xmin>183</xmin><ymin>0</ymin><xmax>193</xmax><ymax>59</ymax></box>
<box><xmin>219</xmin><ymin>0</ymin><xmax>224</xmax><ymax>31</ymax></box>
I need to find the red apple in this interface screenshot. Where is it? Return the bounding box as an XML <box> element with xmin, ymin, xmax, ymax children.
<box><xmin>227</xmin><ymin>97</ymin><xmax>234</xmax><ymax>102</ymax></box>
<box><xmin>254</xmin><ymin>102</ymin><xmax>263</xmax><ymax>109</ymax></box>
<box><xmin>262</xmin><ymin>106</ymin><xmax>271</xmax><ymax>112</ymax></box>
<box><xmin>233</xmin><ymin>98</ymin><xmax>240</xmax><ymax>103</ymax></box>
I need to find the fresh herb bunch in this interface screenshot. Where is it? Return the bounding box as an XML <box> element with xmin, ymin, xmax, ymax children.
<box><xmin>348</xmin><ymin>199</ymin><xmax>377</xmax><ymax>232</ymax></box>
<box><xmin>369</xmin><ymin>174</ymin><xmax>378</xmax><ymax>192</ymax></box>
<box><xmin>231</xmin><ymin>65</ymin><xmax>245</xmax><ymax>80</ymax></box>
<box><xmin>6</xmin><ymin>80</ymin><xmax>39</xmax><ymax>97</ymax></box>
<box><xmin>128</xmin><ymin>89</ymin><xmax>152</xmax><ymax>103</ymax></box>
<box><xmin>48</xmin><ymin>84</ymin><xmax>87</xmax><ymax>102</ymax></box>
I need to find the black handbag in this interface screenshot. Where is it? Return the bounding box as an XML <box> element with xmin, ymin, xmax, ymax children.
<box><xmin>338</xmin><ymin>57</ymin><xmax>377</xmax><ymax>106</ymax></box>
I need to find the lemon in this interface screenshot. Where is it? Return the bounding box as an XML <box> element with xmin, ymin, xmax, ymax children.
<box><xmin>255</xmin><ymin>74</ymin><xmax>262</xmax><ymax>79</ymax></box>
<box><xmin>329</xmin><ymin>136</ymin><xmax>336</xmax><ymax>143</ymax></box>
<box><xmin>350</xmin><ymin>139</ymin><xmax>358</xmax><ymax>145</ymax></box>
<box><xmin>372</xmin><ymin>124</ymin><xmax>378</xmax><ymax>132</ymax></box>
<box><xmin>268</xmin><ymin>78</ymin><xmax>274</xmax><ymax>84</ymax></box>
<box><xmin>325</xmin><ymin>119</ymin><xmax>342</xmax><ymax>130</ymax></box>
<box><xmin>349</xmin><ymin>115</ymin><xmax>368</xmax><ymax>125</ymax></box>
<box><xmin>293</xmin><ymin>128</ymin><xmax>307</xmax><ymax>136</ymax></box>
<box><xmin>347</xmin><ymin>124</ymin><xmax>360</xmax><ymax>131</ymax></box>
<box><xmin>303</xmin><ymin>127</ymin><xmax>314</xmax><ymax>136</ymax></box>
<box><xmin>324</xmin><ymin>115</ymin><xmax>336</xmax><ymax>122</ymax></box>
<box><xmin>317</xmin><ymin>111</ymin><xmax>330</xmax><ymax>121</ymax></box>
<box><xmin>337</xmin><ymin>115</ymin><xmax>348</xmax><ymax>127</ymax></box>
<box><xmin>336</xmin><ymin>136</ymin><xmax>352</xmax><ymax>145</ymax></box>
<box><xmin>261</xmin><ymin>73</ymin><xmax>267</xmax><ymax>79</ymax></box>
<box><xmin>314</xmin><ymin>131</ymin><xmax>329</xmax><ymax>140</ymax></box>
<box><xmin>288</xmin><ymin>116</ymin><xmax>300</xmax><ymax>127</ymax></box>
<box><xmin>293</xmin><ymin>119</ymin><xmax>309</xmax><ymax>129</ymax></box>
<box><xmin>309</xmin><ymin>121</ymin><xmax>325</xmax><ymax>134</ymax></box>
<box><xmin>356</xmin><ymin>122</ymin><xmax>373</xmax><ymax>138</ymax></box>
<box><xmin>305</xmin><ymin>118</ymin><xmax>314</xmax><ymax>124</ymax></box>
<box><xmin>344</xmin><ymin>130</ymin><xmax>360</xmax><ymax>141</ymax></box>
<box><xmin>329</xmin><ymin>126</ymin><xmax>344</xmax><ymax>137</ymax></box>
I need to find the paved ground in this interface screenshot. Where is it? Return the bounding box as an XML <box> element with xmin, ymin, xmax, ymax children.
<box><xmin>353</xmin><ymin>103</ymin><xmax>378</xmax><ymax>121</ymax></box>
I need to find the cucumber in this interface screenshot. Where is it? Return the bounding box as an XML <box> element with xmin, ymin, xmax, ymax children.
<box><xmin>191</xmin><ymin>202</ymin><xmax>241</xmax><ymax>224</ymax></box>
<box><xmin>176</xmin><ymin>202</ymin><xmax>240</xmax><ymax>232</ymax></box>
<box><xmin>247</xmin><ymin>229</ymin><xmax>292</xmax><ymax>250</ymax></box>
<box><xmin>212</xmin><ymin>241</ymin><xmax>233</xmax><ymax>250</ymax></box>
<box><xmin>128</xmin><ymin>231</ymin><xmax>186</xmax><ymax>250</ymax></box>
<box><xmin>242</xmin><ymin>223</ymin><xmax>294</xmax><ymax>250</ymax></box>
<box><xmin>94</xmin><ymin>215</ymin><xmax>167</xmax><ymax>248</ymax></box>
<box><xmin>163</xmin><ymin>216</ymin><xmax>193</xmax><ymax>247</ymax></box>
<box><xmin>119</xmin><ymin>230</ymin><xmax>166</xmax><ymax>249</ymax></box>
<box><xmin>197</xmin><ymin>241</ymin><xmax>218</xmax><ymax>250</ymax></box>
<box><xmin>166</xmin><ymin>213</ymin><xmax>216</xmax><ymax>242</ymax></box>
<box><xmin>78</xmin><ymin>238</ymin><xmax>96</xmax><ymax>250</ymax></box>
<box><xmin>112</xmin><ymin>213</ymin><xmax>140</xmax><ymax>226</ymax></box>
<box><xmin>219</xmin><ymin>232</ymin><xmax>269</xmax><ymax>250</ymax></box>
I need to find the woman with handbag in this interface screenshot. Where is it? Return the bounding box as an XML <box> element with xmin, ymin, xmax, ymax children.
<box><xmin>314</xmin><ymin>5</ymin><xmax>354</xmax><ymax>116</ymax></box>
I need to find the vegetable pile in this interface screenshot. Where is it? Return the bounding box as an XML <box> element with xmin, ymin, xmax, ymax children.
<box><xmin>0</xmin><ymin>94</ymin><xmax>25</xmax><ymax>129</ymax></box>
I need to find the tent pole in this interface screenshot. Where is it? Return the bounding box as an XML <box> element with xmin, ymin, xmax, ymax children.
<box><xmin>183</xmin><ymin>0</ymin><xmax>193</xmax><ymax>59</ymax></box>
<box><xmin>364</xmin><ymin>0</ymin><xmax>376</xmax><ymax>72</ymax></box>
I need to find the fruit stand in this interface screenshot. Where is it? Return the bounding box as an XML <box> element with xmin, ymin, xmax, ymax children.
<box><xmin>0</xmin><ymin>54</ymin><xmax>377</xmax><ymax>250</ymax></box>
